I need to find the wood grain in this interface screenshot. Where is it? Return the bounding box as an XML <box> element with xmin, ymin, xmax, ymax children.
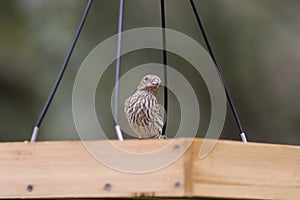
<box><xmin>0</xmin><ymin>138</ymin><xmax>299</xmax><ymax>199</ymax></box>
<box><xmin>191</xmin><ymin>139</ymin><xmax>300</xmax><ymax>199</ymax></box>
<box><xmin>0</xmin><ymin>140</ymin><xmax>186</xmax><ymax>198</ymax></box>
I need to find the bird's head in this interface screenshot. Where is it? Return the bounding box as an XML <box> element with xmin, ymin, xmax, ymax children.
<box><xmin>138</xmin><ymin>74</ymin><xmax>161</xmax><ymax>94</ymax></box>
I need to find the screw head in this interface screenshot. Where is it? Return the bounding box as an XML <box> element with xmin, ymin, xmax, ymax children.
<box><xmin>104</xmin><ymin>183</ymin><xmax>111</xmax><ymax>191</ymax></box>
<box><xmin>175</xmin><ymin>182</ymin><xmax>181</xmax><ymax>189</ymax></box>
<box><xmin>173</xmin><ymin>144</ymin><xmax>180</xmax><ymax>151</ymax></box>
<box><xmin>27</xmin><ymin>184</ymin><xmax>34</xmax><ymax>192</ymax></box>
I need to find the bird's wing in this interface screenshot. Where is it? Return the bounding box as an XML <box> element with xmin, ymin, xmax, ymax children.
<box><xmin>124</xmin><ymin>89</ymin><xmax>137</xmax><ymax>110</ymax></box>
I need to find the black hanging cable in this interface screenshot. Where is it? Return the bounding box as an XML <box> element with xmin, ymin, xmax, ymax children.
<box><xmin>189</xmin><ymin>0</ymin><xmax>248</xmax><ymax>143</ymax></box>
<box><xmin>160</xmin><ymin>0</ymin><xmax>168</xmax><ymax>137</ymax></box>
<box><xmin>113</xmin><ymin>0</ymin><xmax>124</xmax><ymax>141</ymax></box>
<box><xmin>30</xmin><ymin>0</ymin><xmax>94</xmax><ymax>142</ymax></box>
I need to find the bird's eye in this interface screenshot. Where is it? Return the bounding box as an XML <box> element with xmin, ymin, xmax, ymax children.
<box><xmin>144</xmin><ymin>77</ymin><xmax>149</xmax><ymax>81</ymax></box>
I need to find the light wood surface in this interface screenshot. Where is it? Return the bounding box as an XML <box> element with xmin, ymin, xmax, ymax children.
<box><xmin>0</xmin><ymin>138</ymin><xmax>299</xmax><ymax>199</ymax></box>
<box><xmin>191</xmin><ymin>140</ymin><xmax>300</xmax><ymax>199</ymax></box>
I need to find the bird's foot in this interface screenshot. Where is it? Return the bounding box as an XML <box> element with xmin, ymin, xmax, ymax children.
<box><xmin>157</xmin><ymin>134</ymin><xmax>167</xmax><ymax>139</ymax></box>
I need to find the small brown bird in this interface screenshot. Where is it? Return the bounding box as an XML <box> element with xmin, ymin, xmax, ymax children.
<box><xmin>124</xmin><ymin>75</ymin><xmax>165</xmax><ymax>139</ymax></box>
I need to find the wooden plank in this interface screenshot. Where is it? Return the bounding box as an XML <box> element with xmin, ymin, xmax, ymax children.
<box><xmin>0</xmin><ymin>139</ymin><xmax>187</xmax><ymax>198</ymax></box>
<box><xmin>191</xmin><ymin>139</ymin><xmax>300</xmax><ymax>199</ymax></box>
<box><xmin>0</xmin><ymin>138</ymin><xmax>299</xmax><ymax>199</ymax></box>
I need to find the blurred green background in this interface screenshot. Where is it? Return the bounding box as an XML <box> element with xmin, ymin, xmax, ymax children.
<box><xmin>0</xmin><ymin>0</ymin><xmax>299</xmax><ymax>145</ymax></box>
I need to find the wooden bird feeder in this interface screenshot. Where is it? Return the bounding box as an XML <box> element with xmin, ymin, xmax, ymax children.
<box><xmin>1</xmin><ymin>138</ymin><xmax>299</xmax><ymax>199</ymax></box>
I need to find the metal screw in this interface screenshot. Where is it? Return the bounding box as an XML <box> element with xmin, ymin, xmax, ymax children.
<box><xmin>27</xmin><ymin>184</ymin><xmax>34</xmax><ymax>192</ymax></box>
<box><xmin>104</xmin><ymin>183</ymin><xmax>111</xmax><ymax>191</ymax></box>
<box><xmin>174</xmin><ymin>144</ymin><xmax>180</xmax><ymax>151</ymax></box>
<box><xmin>175</xmin><ymin>182</ymin><xmax>181</xmax><ymax>189</ymax></box>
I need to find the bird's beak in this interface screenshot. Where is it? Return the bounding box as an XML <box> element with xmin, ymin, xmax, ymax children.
<box><xmin>151</xmin><ymin>80</ymin><xmax>160</xmax><ymax>88</ymax></box>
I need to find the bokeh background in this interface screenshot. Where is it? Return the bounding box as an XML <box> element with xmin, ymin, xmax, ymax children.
<box><xmin>0</xmin><ymin>0</ymin><xmax>299</xmax><ymax>145</ymax></box>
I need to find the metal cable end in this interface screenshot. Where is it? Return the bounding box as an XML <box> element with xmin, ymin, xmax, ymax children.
<box><xmin>30</xmin><ymin>126</ymin><xmax>39</xmax><ymax>143</ymax></box>
<box><xmin>240</xmin><ymin>132</ymin><xmax>248</xmax><ymax>143</ymax></box>
<box><xmin>115</xmin><ymin>125</ymin><xmax>124</xmax><ymax>141</ymax></box>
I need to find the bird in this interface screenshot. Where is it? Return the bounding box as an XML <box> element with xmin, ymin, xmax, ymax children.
<box><xmin>124</xmin><ymin>74</ymin><xmax>166</xmax><ymax>139</ymax></box>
